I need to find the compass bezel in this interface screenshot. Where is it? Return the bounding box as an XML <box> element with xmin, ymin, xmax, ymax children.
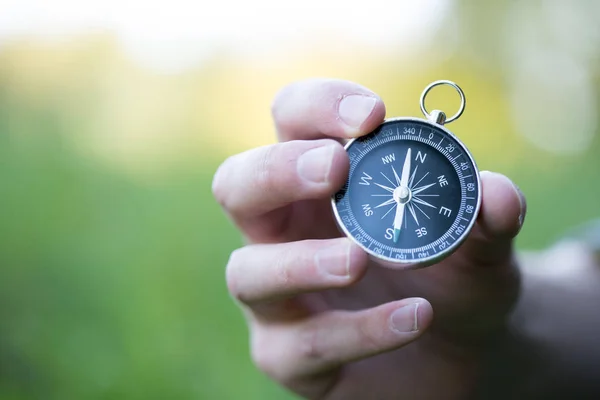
<box><xmin>331</xmin><ymin>116</ymin><xmax>482</xmax><ymax>270</ymax></box>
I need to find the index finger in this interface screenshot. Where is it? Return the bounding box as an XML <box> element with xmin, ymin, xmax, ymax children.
<box><xmin>272</xmin><ymin>78</ymin><xmax>386</xmax><ymax>142</ymax></box>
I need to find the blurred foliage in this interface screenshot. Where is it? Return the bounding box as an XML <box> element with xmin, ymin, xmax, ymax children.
<box><xmin>1</xmin><ymin>2</ymin><xmax>600</xmax><ymax>399</ymax></box>
<box><xmin>0</xmin><ymin>39</ymin><xmax>290</xmax><ymax>400</ymax></box>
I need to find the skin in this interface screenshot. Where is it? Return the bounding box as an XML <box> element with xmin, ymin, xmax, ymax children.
<box><xmin>211</xmin><ymin>78</ymin><xmax>599</xmax><ymax>399</ymax></box>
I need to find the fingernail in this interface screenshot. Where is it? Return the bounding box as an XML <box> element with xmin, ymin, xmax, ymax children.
<box><xmin>315</xmin><ymin>242</ymin><xmax>351</xmax><ymax>278</ymax></box>
<box><xmin>390</xmin><ymin>303</ymin><xmax>419</xmax><ymax>333</ymax></box>
<box><xmin>297</xmin><ymin>145</ymin><xmax>335</xmax><ymax>183</ymax></box>
<box><xmin>338</xmin><ymin>94</ymin><xmax>377</xmax><ymax>129</ymax></box>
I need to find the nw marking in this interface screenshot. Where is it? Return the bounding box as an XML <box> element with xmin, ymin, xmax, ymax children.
<box><xmin>382</xmin><ymin>153</ymin><xmax>396</xmax><ymax>164</ymax></box>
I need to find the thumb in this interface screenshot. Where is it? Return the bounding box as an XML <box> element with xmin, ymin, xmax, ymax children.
<box><xmin>409</xmin><ymin>171</ymin><xmax>526</xmax><ymax>340</ymax></box>
<box><xmin>458</xmin><ymin>170</ymin><xmax>527</xmax><ymax>268</ymax></box>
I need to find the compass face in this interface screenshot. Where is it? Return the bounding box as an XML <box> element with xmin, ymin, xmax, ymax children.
<box><xmin>332</xmin><ymin>118</ymin><xmax>481</xmax><ymax>267</ymax></box>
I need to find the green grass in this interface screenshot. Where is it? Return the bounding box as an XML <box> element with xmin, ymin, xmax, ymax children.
<box><xmin>0</xmin><ymin>125</ymin><xmax>296</xmax><ymax>399</ymax></box>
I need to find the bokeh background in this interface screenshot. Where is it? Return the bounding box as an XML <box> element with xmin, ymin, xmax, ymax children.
<box><xmin>1</xmin><ymin>1</ymin><xmax>600</xmax><ymax>399</ymax></box>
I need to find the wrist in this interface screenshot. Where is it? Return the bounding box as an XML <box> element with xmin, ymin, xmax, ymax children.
<box><xmin>419</xmin><ymin>321</ymin><xmax>540</xmax><ymax>400</ymax></box>
<box><xmin>469</xmin><ymin>324</ymin><xmax>544</xmax><ymax>400</ymax></box>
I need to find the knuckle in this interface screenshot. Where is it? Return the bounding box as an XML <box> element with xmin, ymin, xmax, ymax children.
<box><xmin>356</xmin><ymin>317</ymin><xmax>382</xmax><ymax>352</ymax></box>
<box><xmin>254</xmin><ymin>145</ymin><xmax>279</xmax><ymax>195</ymax></box>
<box><xmin>250</xmin><ymin>332</ymin><xmax>284</xmax><ymax>379</ymax></box>
<box><xmin>271</xmin><ymin>80</ymin><xmax>302</xmax><ymax>120</ymax></box>
<box><xmin>212</xmin><ymin>144</ymin><xmax>284</xmax><ymax>215</ymax></box>
<box><xmin>225</xmin><ymin>247</ymin><xmax>247</xmax><ymax>302</ymax></box>
<box><xmin>273</xmin><ymin>247</ymin><xmax>294</xmax><ymax>291</ymax></box>
<box><xmin>272</xmin><ymin>79</ymin><xmax>326</xmax><ymax>136</ymax></box>
<box><xmin>211</xmin><ymin>155</ymin><xmax>235</xmax><ymax>209</ymax></box>
<box><xmin>251</xmin><ymin>346</ymin><xmax>276</xmax><ymax>377</ymax></box>
<box><xmin>296</xmin><ymin>325</ymin><xmax>328</xmax><ymax>364</ymax></box>
<box><xmin>211</xmin><ymin>165</ymin><xmax>225</xmax><ymax>206</ymax></box>
<box><xmin>270</xmin><ymin>83</ymin><xmax>290</xmax><ymax>120</ymax></box>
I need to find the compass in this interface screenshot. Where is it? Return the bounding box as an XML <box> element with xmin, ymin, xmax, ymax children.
<box><xmin>332</xmin><ymin>80</ymin><xmax>481</xmax><ymax>269</ymax></box>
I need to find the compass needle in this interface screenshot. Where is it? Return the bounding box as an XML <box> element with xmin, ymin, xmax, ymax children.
<box><xmin>332</xmin><ymin>80</ymin><xmax>480</xmax><ymax>267</ymax></box>
<box><xmin>392</xmin><ymin>203</ymin><xmax>405</xmax><ymax>243</ymax></box>
<box><xmin>400</xmin><ymin>148</ymin><xmax>411</xmax><ymax>187</ymax></box>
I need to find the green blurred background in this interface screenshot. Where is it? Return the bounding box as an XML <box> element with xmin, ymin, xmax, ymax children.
<box><xmin>1</xmin><ymin>1</ymin><xmax>599</xmax><ymax>399</ymax></box>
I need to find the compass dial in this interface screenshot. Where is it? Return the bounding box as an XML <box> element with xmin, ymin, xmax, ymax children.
<box><xmin>332</xmin><ymin>118</ymin><xmax>481</xmax><ymax>268</ymax></box>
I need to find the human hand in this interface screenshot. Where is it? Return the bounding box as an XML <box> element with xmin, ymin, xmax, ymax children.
<box><xmin>212</xmin><ymin>78</ymin><xmax>526</xmax><ymax>399</ymax></box>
